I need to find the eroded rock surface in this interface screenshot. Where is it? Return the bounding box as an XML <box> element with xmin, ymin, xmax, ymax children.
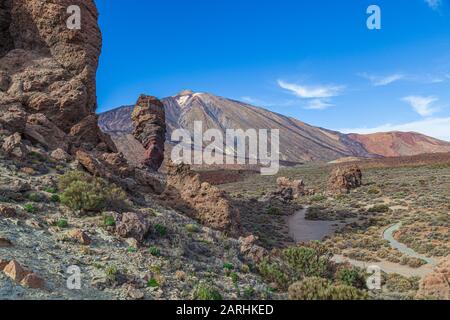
<box><xmin>327</xmin><ymin>165</ymin><xmax>363</xmax><ymax>194</ymax></box>
<box><xmin>162</xmin><ymin>162</ymin><xmax>241</xmax><ymax>237</ymax></box>
<box><xmin>131</xmin><ymin>95</ymin><xmax>166</xmax><ymax>171</ymax></box>
<box><xmin>0</xmin><ymin>0</ymin><xmax>115</xmax><ymax>155</ymax></box>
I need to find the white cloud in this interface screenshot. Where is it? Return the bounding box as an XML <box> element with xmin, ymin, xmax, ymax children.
<box><xmin>359</xmin><ymin>73</ymin><xmax>405</xmax><ymax>86</ymax></box>
<box><xmin>425</xmin><ymin>0</ymin><xmax>442</xmax><ymax>10</ymax></box>
<box><xmin>278</xmin><ymin>80</ymin><xmax>344</xmax><ymax>98</ymax></box>
<box><xmin>402</xmin><ymin>95</ymin><xmax>439</xmax><ymax>116</ymax></box>
<box><xmin>340</xmin><ymin>117</ymin><xmax>450</xmax><ymax>141</ymax></box>
<box><xmin>304</xmin><ymin>99</ymin><xmax>334</xmax><ymax>110</ymax></box>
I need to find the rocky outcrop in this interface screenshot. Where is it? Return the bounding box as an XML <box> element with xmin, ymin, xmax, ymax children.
<box><xmin>131</xmin><ymin>95</ymin><xmax>166</xmax><ymax>171</ymax></box>
<box><xmin>0</xmin><ymin>0</ymin><xmax>115</xmax><ymax>155</ymax></box>
<box><xmin>327</xmin><ymin>165</ymin><xmax>363</xmax><ymax>194</ymax></box>
<box><xmin>416</xmin><ymin>258</ymin><xmax>450</xmax><ymax>300</ymax></box>
<box><xmin>162</xmin><ymin>162</ymin><xmax>241</xmax><ymax>236</ymax></box>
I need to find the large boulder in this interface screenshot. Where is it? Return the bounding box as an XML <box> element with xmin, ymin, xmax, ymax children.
<box><xmin>0</xmin><ymin>0</ymin><xmax>115</xmax><ymax>154</ymax></box>
<box><xmin>327</xmin><ymin>164</ymin><xmax>362</xmax><ymax>194</ymax></box>
<box><xmin>162</xmin><ymin>161</ymin><xmax>241</xmax><ymax>237</ymax></box>
<box><xmin>2</xmin><ymin>132</ymin><xmax>27</xmax><ymax>158</ymax></box>
<box><xmin>115</xmin><ymin>212</ymin><xmax>151</xmax><ymax>243</ymax></box>
<box><xmin>131</xmin><ymin>95</ymin><xmax>166</xmax><ymax>171</ymax></box>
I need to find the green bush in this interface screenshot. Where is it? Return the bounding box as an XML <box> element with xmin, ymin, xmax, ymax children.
<box><xmin>289</xmin><ymin>277</ymin><xmax>367</xmax><ymax>300</ymax></box>
<box><xmin>23</xmin><ymin>203</ymin><xmax>38</xmax><ymax>213</ymax></box>
<box><xmin>288</xmin><ymin>277</ymin><xmax>330</xmax><ymax>300</ymax></box>
<box><xmin>56</xmin><ymin>218</ymin><xmax>68</xmax><ymax>228</ymax></box>
<box><xmin>27</xmin><ymin>193</ymin><xmax>41</xmax><ymax>202</ymax></box>
<box><xmin>335</xmin><ymin>267</ymin><xmax>367</xmax><ymax>289</ymax></box>
<box><xmin>147</xmin><ymin>278</ymin><xmax>159</xmax><ymax>288</ymax></box>
<box><xmin>149</xmin><ymin>247</ymin><xmax>161</xmax><ymax>257</ymax></box>
<box><xmin>154</xmin><ymin>224</ymin><xmax>167</xmax><ymax>237</ymax></box>
<box><xmin>223</xmin><ymin>263</ymin><xmax>234</xmax><ymax>271</ymax></box>
<box><xmin>50</xmin><ymin>194</ymin><xmax>60</xmax><ymax>203</ymax></box>
<box><xmin>282</xmin><ymin>242</ymin><xmax>333</xmax><ymax>279</ymax></box>
<box><xmin>368</xmin><ymin>204</ymin><xmax>390</xmax><ymax>213</ymax></box>
<box><xmin>185</xmin><ymin>224</ymin><xmax>199</xmax><ymax>233</ymax></box>
<box><xmin>58</xmin><ymin>171</ymin><xmax>128</xmax><ymax>213</ymax></box>
<box><xmin>257</xmin><ymin>258</ymin><xmax>290</xmax><ymax>290</ymax></box>
<box><xmin>192</xmin><ymin>283</ymin><xmax>223</xmax><ymax>300</ymax></box>
<box><xmin>103</xmin><ymin>214</ymin><xmax>116</xmax><ymax>227</ymax></box>
<box><xmin>266</xmin><ymin>207</ymin><xmax>280</xmax><ymax>215</ymax></box>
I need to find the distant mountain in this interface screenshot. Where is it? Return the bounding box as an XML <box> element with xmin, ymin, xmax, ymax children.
<box><xmin>348</xmin><ymin>132</ymin><xmax>450</xmax><ymax>158</ymax></box>
<box><xmin>98</xmin><ymin>91</ymin><xmax>450</xmax><ymax>164</ymax></box>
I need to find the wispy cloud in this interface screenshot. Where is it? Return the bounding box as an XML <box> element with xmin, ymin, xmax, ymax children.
<box><xmin>340</xmin><ymin>117</ymin><xmax>450</xmax><ymax>141</ymax></box>
<box><xmin>304</xmin><ymin>99</ymin><xmax>334</xmax><ymax>110</ymax></box>
<box><xmin>425</xmin><ymin>0</ymin><xmax>442</xmax><ymax>10</ymax></box>
<box><xmin>277</xmin><ymin>80</ymin><xmax>344</xmax><ymax>99</ymax></box>
<box><xmin>241</xmin><ymin>96</ymin><xmax>296</xmax><ymax>107</ymax></box>
<box><xmin>402</xmin><ymin>95</ymin><xmax>439</xmax><ymax>116</ymax></box>
<box><xmin>359</xmin><ymin>73</ymin><xmax>405</xmax><ymax>86</ymax></box>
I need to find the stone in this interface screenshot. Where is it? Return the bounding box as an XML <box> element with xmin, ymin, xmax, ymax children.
<box><xmin>20</xmin><ymin>273</ymin><xmax>46</xmax><ymax>289</ymax></box>
<box><xmin>131</xmin><ymin>95</ymin><xmax>166</xmax><ymax>171</ymax></box>
<box><xmin>3</xmin><ymin>260</ymin><xmax>29</xmax><ymax>282</ymax></box>
<box><xmin>24</xmin><ymin>113</ymin><xmax>68</xmax><ymax>151</ymax></box>
<box><xmin>238</xmin><ymin>235</ymin><xmax>267</xmax><ymax>263</ymax></box>
<box><xmin>0</xmin><ymin>237</ymin><xmax>13</xmax><ymax>247</ymax></box>
<box><xmin>2</xmin><ymin>133</ymin><xmax>27</xmax><ymax>158</ymax></box>
<box><xmin>115</xmin><ymin>212</ymin><xmax>151</xmax><ymax>243</ymax></box>
<box><xmin>163</xmin><ymin>161</ymin><xmax>241</xmax><ymax>236</ymax></box>
<box><xmin>67</xmin><ymin>229</ymin><xmax>92</xmax><ymax>246</ymax></box>
<box><xmin>127</xmin><ymin>287</ymin><xmax>145</xmax><ymax>300</ymax></box>
<box><xmin>276</xmin><ymin>177</ymin><xmax>306</xmax><ymax>199</ymax></box>
<box><xmin>327</xmin><ymin>164</ymin><xmax>363</xmax><ymax>195</ymax></box>
<box><xmin>0</xmin><ymin>259</ymin><xmax>9</xmax><ymax>271</ymax></box>
<box><xmin>0</xmin><ymin>204</ymin><xmax>17</xmax><ymax>218</ymax></box>
<box><xmin>0</xmin><ymin>105</ymin><xmax>27</xmax><ymax>133</ymax></box>
<box><xmin>50</xmin><ymin>148</ymin><xmax>71</xmax><ymax>162</ymax></box>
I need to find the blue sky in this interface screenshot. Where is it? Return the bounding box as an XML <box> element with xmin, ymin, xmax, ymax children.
<box><xmin>95</xmin><ymin>0</ymin><xmax>450</xmax><ymax>140</ymax></box>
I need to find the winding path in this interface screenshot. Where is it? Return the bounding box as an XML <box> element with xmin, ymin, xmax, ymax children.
<box><xmin>383</xmin><ymin>223</ymin><xmax>438</xmax><ymax>267</ymax></box>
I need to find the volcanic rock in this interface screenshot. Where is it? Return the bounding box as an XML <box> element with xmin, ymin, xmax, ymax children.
<box><xmin>115</xmin><ymin>212</ymin><xmax>151</xmax><ymax>243</ymax></box>
<box><xmin>131</xmin><ymin>95</ymin><xmax>166</xmax><ymax>171</ymax></box>
<box><xmin>0</xmin><ymin>204</ymin><xmax>17</xmax><ymax>218</ymax></box>
<box><xmin>327</xmin><ymin>165</ymin><xmax>363</xmax><ymax>194</ymax></box>
<box><xmin>3</xmin><ymin>260</ymin><xmax>28</xmax><ymax>283</ymax></box>
<box><xmin>20</xmin><ymin>273</ymin><xmax>46</xmax><ymax>289</ymax></box>
<box><xmin>0</xmin><ymin>0</ymin><xmax>116</xmax><ymax>156</ymax></box>
<box><xmin>163</xmin><ymin>162</ymin><xmax>241</xmax><ymax>236</ymax></box>
<box><xmin>2</xmin><ymin>133</ymin><xmax>27</xmax><ymax>158</ymax></box>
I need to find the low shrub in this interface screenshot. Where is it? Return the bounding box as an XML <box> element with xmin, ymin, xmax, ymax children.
<box><xmin>58</xmin><ymin>171</ymin><xmax>128</xmax><ymax>214</ymax></box>
<box><xmin>192</xmin><ymin>283</ymin><xmax>223</xmax><ymax>300</ymax></box>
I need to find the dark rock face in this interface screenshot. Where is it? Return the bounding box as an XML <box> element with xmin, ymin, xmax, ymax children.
<box><xmin>131</xmin><ymin>95</ymin><xmax>166</xmax><ymax>171</ymax></box>
<box><xmin>0</xmin><ymin>0</ymin><xmax>112</xmax><ymax>153</ymax></box>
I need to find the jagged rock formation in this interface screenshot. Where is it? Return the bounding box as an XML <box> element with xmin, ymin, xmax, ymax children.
<box><xmin>327</xmin><ymin>165</ymin><xmax>363</xmax><ymax>194</ymax></box>
<box><xmin>0</xmin><ymin>0</ymin><xmax>115</xmax><ymax>155</ymax></box>
<box><xmin>131</xmin><ymin>95</ymin><xmax>166</xmax><ymax>171</ymax></box>
<box><xmin>162</xmin><ymin>161</ymin><xmax>241</xmax><ymax>236</ymax></box>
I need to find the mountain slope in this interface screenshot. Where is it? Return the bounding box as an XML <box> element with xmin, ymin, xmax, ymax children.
<box><xmin>98</xmin><ymin>91</ymin><xmax>450</xmax><ymax>163</ymax></box>
<box><xmin>348</xmin><ymin>132</ymin><xmax>450</xmax><ymax>157</ymax></box>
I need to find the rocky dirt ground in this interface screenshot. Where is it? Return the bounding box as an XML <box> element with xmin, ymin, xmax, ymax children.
<box><xmin>0</xmin><ymin>151</ymin><xmax>272</xmax><ymax>300</ymax></box>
